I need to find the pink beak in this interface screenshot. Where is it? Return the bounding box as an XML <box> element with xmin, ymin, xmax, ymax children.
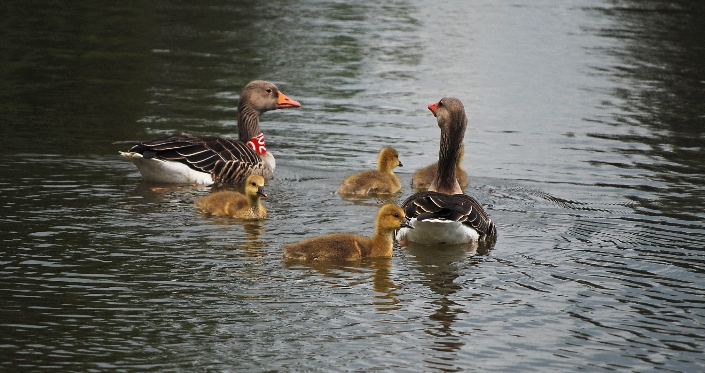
<box><xmin>428</xmin><ymin>102</ymin><xmax>439</xmax><ymax>116</ymax></box>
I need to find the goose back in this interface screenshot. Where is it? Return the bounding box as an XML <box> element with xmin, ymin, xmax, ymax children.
<box><xmin>400</xmin><ymin>191</ymin><xmax>497</xmax><ymax>239</ymax></box>
<box><xmin>125</xmin><ymin>134</ymin><xmax>268</xmax><ymax>184</ymax></box>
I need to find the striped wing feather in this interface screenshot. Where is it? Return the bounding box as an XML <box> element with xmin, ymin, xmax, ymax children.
<box><xmin>128</xmin><ymin>135</ymin><xmax>261</xmax><ymax>183</ymax></box>
<box><xmin>401</xmin><ymin>191</ymin><xmax>497</xmax><ymax>238</ymax></box>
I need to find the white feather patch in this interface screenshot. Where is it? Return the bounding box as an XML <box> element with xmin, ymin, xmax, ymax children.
<box><xmin>120</xmin><ymin>152</ymin><xmax>213</xmax><ymax>185</ymax></box>
<box><xmin>396</xmin><ymin>218</ymin><xmax>480</xmax><ymax>245</ymax></box>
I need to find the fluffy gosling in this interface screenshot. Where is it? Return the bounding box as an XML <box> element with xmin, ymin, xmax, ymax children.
<box><xmin>195</xmin><ymin>175</ymin><xmax>268</xmax><ymax>219</ymax></box>
<box><xmin>336</xmin><ymin>147</ymin><xmax>403</xmax><ymax>195</ymax></box>
<box><xmin>283</xmin><ymin>204</ymin><xmax>411</xmax><ymax>261</ymax></box>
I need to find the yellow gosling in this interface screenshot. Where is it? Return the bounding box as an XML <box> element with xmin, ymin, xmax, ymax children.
<box><xmin>336</xmin><ymin>147</ymin><xmax>403</xmax><ymax>195</ymax></box>
<box><xmin>283</xmin><ymin>204</ymin><xmax>411</xmax><ymax>261</ymax></box>
<box><xmin>195</xmin><ymin>175</ymin><xmax>268</xmax><ymax>219</ymax></box>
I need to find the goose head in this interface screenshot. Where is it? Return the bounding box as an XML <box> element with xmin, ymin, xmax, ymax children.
<box><xmin>428</xmin><ymin>97</ymin><xmax>467</xmax><ymax>135</ymax></box>
<box><xmin>239</xmin><ymin>80</ymin><xmax>300</xmax><ymax>113</ymax></box>
<box><xmin>237</xmin><ymin>80</ymin><xmax>300</xmax><ymax>142</ymax></box>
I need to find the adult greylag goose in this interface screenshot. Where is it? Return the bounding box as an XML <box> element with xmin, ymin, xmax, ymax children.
<box><xmin>336</xmin><ymin>147</ymin><xmax>403</xmax><ymax>195</ymax></box>
<box><xmin>116</xmin><ymin>80</ymin><xmax>300</xmax><ymax>184</ymax></box>
<box><xmin>283</xmin><ymin>204</ymin><xmax>412</xmax><ymax>261</ymax></box>
<box><xmin>396</xmin><ymin>98</ymin><xmax>496</xmax><ymax>245</ymax></box>
<box><xmin>195</xmin><ymin>175</ymin><xmax>268</xmax><ymax>219</ymax></box>
<box><xmin>411</xmin><ymin>145</ymin><xmax>468</xmax><ymax>190</ymax></box>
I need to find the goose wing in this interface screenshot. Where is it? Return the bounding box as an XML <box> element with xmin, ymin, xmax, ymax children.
<box><xmin>124</xmin><ymin>134</ymin><xmax>262</xmax><ymax>183</ymax></box>
<box><xmin>401</xmin><ymin>191</ymin><xmax>497</xmax><ymax>238</ymax></box>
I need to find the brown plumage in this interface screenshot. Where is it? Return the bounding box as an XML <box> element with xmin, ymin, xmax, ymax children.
<box><xmin>195</xmin><ymin>175</ymin><xmax>268</xmax><ymax>219</ymax></box>
<box><xmin>411</xmin><ymin>145</ymin><xmax>468</xmax><ymax>190</ymax></box>
<box><xmin>283</xmin><ymin>204</ymin><xmax>411</xmax><ymax>261</ymax></box>
<box><xmin>336</xmin><ymin>147</ymin><xmax>403</xmax><ymax>195</ymax></box>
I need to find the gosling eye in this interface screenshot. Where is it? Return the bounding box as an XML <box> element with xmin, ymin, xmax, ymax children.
<box><xmin>251</xmin><ymin>182</ymin><xmax>257</xmax><ymax>187</ymax></box>
<box><xmin>394</xmin><ymin>213</ymin><xmax>399</xmax><ymax>218</ymax></box>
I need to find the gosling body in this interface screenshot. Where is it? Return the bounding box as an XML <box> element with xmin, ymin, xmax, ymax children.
<box><xmin>336</xmin><ymin>147</ymin><xmax>403</xmax><ymax>195</ymax></box>
<box><xmin>283</xmin><ymin>204</ymin><xmax>410</xmax><ymax>261</ymax></box>
<box><xmin>195</xmin><ymin>175</ymin><xmax>268</xmax><ymax>219</ymax></box>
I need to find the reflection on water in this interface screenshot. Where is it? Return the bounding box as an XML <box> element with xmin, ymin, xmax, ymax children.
<box><xmin>284</xmin><ymin>257</ymin><xmax>400</xmax><ymax>312</ymax></box>
<box><xmin>1</xmin><ymin>0</ymin><xmax>705</xmax><ymax>371</ymax></box>
<box><xmin>583</xmin><ymin>3</ymin><xmax>705</xmax><ymax>222</ymax></box>
<box><xmin>404</xmin><ymin>242</ymin><xmax>487</xmax><ymax>357</ymax></box>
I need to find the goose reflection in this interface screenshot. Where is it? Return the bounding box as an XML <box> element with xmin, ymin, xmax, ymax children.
<box><xmin>336</xmin><ymin>193</ymin><xmax>402</xmax><ymax>206</ymax></box>
<box><xmin>402</xmin><ymin>239</ymin><xmax>495</xmax><ymax>352</ymax></box>
<box><xmin>198</xmin><ymin>216</ymin><xmax>268</xmax><ymax>257</ymax></box>
<box><xmin>239</xmin><ymin>219</ymin><xmax>267</xmax><ymax>252</ymax></box>
<box><xmin>126</xmin><ymin>181</ymin><xmax>210</xmax><ymax>205</ymax></box>
<box><xmin>370</xmin><ymin>257</ymin><xmax>401</xmax><ymax>311</ymax></box>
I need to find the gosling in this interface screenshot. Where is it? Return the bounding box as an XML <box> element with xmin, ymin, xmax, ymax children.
<box><xmin>283</xmin><ymin>204</ymin><xmax>411</xmax><ymax>261</ymax></box>
<box><xmin>195</xmin><ymin>175</ymin><xmax>268</xmax><ymax>219</ymax></box>
<box><xmin>411</xmin><ymin>145</ymin><xmax>468</xmax><ymax>190</ymax></box>
<box><xmin>336</xmin><ymin>147</ymin><xmax>403</xmax><ymax>195</ymax></box>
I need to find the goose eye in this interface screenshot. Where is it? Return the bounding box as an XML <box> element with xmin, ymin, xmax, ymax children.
<box><xmin>266</xmin><ymin>88</ymin><xmax>272</xmax><ymax>93</ymax></box>
<box><xmin>438</xmin><ymin>100</ymin><xmax>444</xmax><ymax>107</ymax></box>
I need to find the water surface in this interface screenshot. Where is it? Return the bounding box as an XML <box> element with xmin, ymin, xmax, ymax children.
<box><xmin>1</xmin><ymin>0</ymin><xmax>704</xmax><ymax>371</ymax></box>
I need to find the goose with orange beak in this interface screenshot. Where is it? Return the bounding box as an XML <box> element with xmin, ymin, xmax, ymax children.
<box><xmin>116</xmin><ymin>80</ymin><xmax>301</xmax><ymax>185</ymax></box>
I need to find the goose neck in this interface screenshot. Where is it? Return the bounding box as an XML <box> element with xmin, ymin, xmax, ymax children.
<box><xmin>432</xmin><ymin>131</ymin><xmax>463</xmax><ymax>194</ymax></box>
<box><xmin>237</xmin><ymin>104</ymin><xmax>262</xmax><ymax>142</ymax></box>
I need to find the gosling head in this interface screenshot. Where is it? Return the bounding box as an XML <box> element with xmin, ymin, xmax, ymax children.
<box><xmin>244</xmin><ymin>175</ymin><xmax>267</xmax><ymax>199</ymax></box>
<box><xmin>377</xmin><ymin>204</ymin><xmax>412</xmax><ymax>232</ymax></box>
<box><xmin>378</xmin><ymin>147</ymin><xmax>403</xmax><ymax>172</ymax></box>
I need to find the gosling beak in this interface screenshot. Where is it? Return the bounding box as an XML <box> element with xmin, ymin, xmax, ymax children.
<box><xmin>400</xmin><ymin>217</ymin><xmax>413</xmax><ymax>229</ymax></box>
<box><xmin>277</xmin><ymin>91</ymin><xmax>301</xmax><ymax>109</ymax></box>
<box><xmin>398</xmin><ymin>161</ymin><xmax>403</xmax><ymax>167</ymax></box>
<box><xmin>428</xmin><ymin>102</ymin><xmax>439</xmax><ymax>117</ymax></box>
<box><xmin>257</xmin><ymin>186</ymin><xmax>268</xmax><ymax>198</ymax></box>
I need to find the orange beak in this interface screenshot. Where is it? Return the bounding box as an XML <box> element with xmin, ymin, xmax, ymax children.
<box><xmin>428</xmin><ymin>102</ymin><xmax>439</xmax><ymax>116</ymax></box>
<box><xmin>277</xmin><ymin>92</ymin><xmax>301</xmax><ymax>109</ymax></box>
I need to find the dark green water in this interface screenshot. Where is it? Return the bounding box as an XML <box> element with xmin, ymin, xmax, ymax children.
<box><xmin>1</xmin><ymin>0</ymin><xmax>704</xmax><ymax>371</ymax></box>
